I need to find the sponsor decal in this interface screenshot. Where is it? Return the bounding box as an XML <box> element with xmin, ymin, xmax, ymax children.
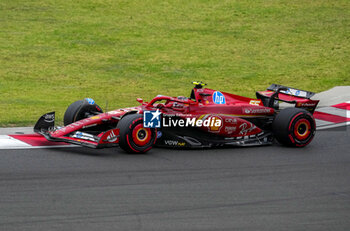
<box><xmin>239</xmin><ymin>123</ymin><xmax>257</xmax><ymax>135</ymax></box>
<box><xmin>164</xmin><ymin>140</ymin><xmax>186</xmax><ymax>146</ymax></box>
<box><xmin>225</xmin><ymin>126</ymin><xmax>237</xmax><ymax>134</ymax></box>
<box><xmin>106</xmin><ymin>130</ymin><xmax>118</xmax><ymax>142</ymax></box>
<box><xmin>212</xmin><ymin>91</ymin><xmax>226</xmax><ymax>104</ymax></box>
<box><xmin>99</xmin><ymin>129</ymin><xmax>119</xmax><ymax>143</ymax></box>
<box><xmin>85</xmin><ymin>98</ymin><xmax>95</xmax><ymax>105</ymax></box>
<box><xmin>90</xmin><ymin>116</ymin><xmax>100</xmax><ymax>120</ymax></box>
<box><xmin>287</xmin><ymin>88</ymin><xmax>301</xmax><ymax>96</ymax></box>
<box><xmin>83</xmin><ymin>123</ymin><xmax>97</xmax><ymax>129</ymax></box>
<box><xmin>249</xmin><ymin>99</ymin><xmax>262</xmax><ymax>106</ymax></box>
<box><xmin>162</xmin><ymin>115</ymin><xmax>222</xmax><ymax>128</ymax></box>
<box><xmin>72</xmin><ymin>131</ymin><xmax>96</xmax><ymax>142</ymax></box>
<box><xmin>63</xmin><ymin>120</ymin><xmax>97</xmax><ymax>131</ymax></box>
<box><xmin>200</xmin><ymin>115</ymin><xmax>223</xmax><ymax>132</ymax></box>
<box><xmin>244</xmin><ymin>108</ymin><xmax>272</xmax><ymax>114</ymax></box>
<box><xmin>157</xmin><ymin>131</ymin><xmax>162</xmax><ymax>138</ymax></box>
<box><xmin>44</xmin><ymin>114</ymin><xmax>55</xmax><ymax>123</ymax></box>
<box><xmin>108</xmin><ymin>110</ymin><xmax>121</xmax><ymax>115</ymax></box>
<box><xmin>225</xmin><ymin>118</ymin><xmax>237</xmax><ymax>124</ymax></box>
<box><xmin>143</xmin><ymin>109</ymin><xmax>162</xmax><ymax>128</ymax></box>
<box><xmin>53</xmin><ymin>121</ymin><xmax>94</xmax><ymax>135</ymax></box>
<box><xmin>297</xmin><ymin>102</ymin><xmax>317</xmax><ymax>107</ymax></box>
<box><xmin>143</xmin><ymin>111</ymin><xmax>222</xmax><ymax>129</ymax></box>
<box><xmin>71</xmin><ymin>121</ymin><xmax>85</xmax><ymax>127</ymax></box>
<box><xmin>75</xmin><ymin>132</ymin><xmax>83</xmax><ymax>138</ymax></box>
<box><xmin>208</xmin><ymin>117</ymin><xmax>222</xmax><ymax>132</ymax></box>
<box><xmin>281</xmin><ymin>88</ymin><xmax>307</xmax><ymax>98</ymax></box>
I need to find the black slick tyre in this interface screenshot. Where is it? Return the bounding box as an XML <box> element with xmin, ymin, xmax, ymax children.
<box><xmin>63</xmin><ymin>99</ymin><xmax>103</xmax><ymax>126</ymax></box>
<box><xmin>117</xmin><ymin>113</ymin><xmax>157</xmax><ymax>154</ymax></box>
<box><xmin>272</xmin><ymin>108</ymin><xmax>316</xmax><ymax>147</ymax></box>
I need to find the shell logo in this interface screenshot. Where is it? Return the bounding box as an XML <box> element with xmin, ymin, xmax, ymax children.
<box><xmin>209</xmin><ymin>116</ymin><xmax>222</xmax><ymax>132</ymax></box>
<box><xmin>198</xmin><ymin>114</ymin><xmax>223</xmax><ymax>132</ymax></box>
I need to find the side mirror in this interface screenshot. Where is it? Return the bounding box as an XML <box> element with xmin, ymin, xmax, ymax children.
<box><xmin>136</xmin><ymin>98</ymin><xmax>143</xmax><ymax>104</ymax></box>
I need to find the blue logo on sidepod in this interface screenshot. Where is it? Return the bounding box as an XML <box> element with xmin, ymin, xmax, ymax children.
<box><xmin>212</xmin><ymin>91</ymin><xmax>226</xmax><ymax>104</ymax></box>
<box><xmin>85</xmin><ymin>98</ymin><xmax>95</xmax><ymax>105</ymax></box>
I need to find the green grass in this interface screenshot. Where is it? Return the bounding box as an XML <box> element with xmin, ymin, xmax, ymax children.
<box><xmin>0</xmin><ymin>0</ymin><xmax>349</xmax><ymax>126</ymax></box>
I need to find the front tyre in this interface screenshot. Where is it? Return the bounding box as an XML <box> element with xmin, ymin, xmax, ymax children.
<box><xmin>273</xmin><ymin>108</ymin><xmax>316</xmax><ymax>147</ymax></box>
<box><xmin>117</xmin><ymin>114</ymin><xmax>157</xmax><ymax>154</ymax></box>
<box><xmin>63</xmin><ymin>98</ymin><xmax>103</xmax><ymax>126</ymax></box>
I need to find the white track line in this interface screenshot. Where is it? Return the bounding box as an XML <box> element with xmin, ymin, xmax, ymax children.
<box><xmin>316</xmin><ymin>107</ymin><xmax>350</xmax><ymax>118</ymax></box>
<box><xmin>0</xmin><ymin>145</ymin><xmax>79</xmax><ymax>150</ymax></box>
<box><xmin>317</xmin><ymin>121</ymin><xmax>350</xmax><ymax>130</ymax></box>
<box><xmin>0</xmin><ymin>135</ymin><xmax>78</xmax><ymax>150</ymax></box>
<box><xmin>0</xmin><ymin>135</ymin><xmax>30</xmax><ymax>149</ymax></box>
<box><xmin>315</xmin><ymin>119</ymin><xmax>334</xmax><ymax>127</ymax></box>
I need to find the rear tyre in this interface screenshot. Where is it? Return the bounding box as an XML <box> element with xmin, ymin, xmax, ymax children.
<box><xmin>63</xmin><ymin>98</ymin><xmax>103</xmax><ymax>126</ymax></box>
<box><xmin>273</xmin><ymin>108</ymin><xmax>315</xmax><ymax>147</ymax></box>
<box><xmin>117</xmin><ymin>114</ymin><xmax>157</xmax><ymax>154</ymax></box>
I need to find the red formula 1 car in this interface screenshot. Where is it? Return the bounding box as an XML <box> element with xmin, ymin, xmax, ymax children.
<box><xmin>34</xmin><ymin>82</ymin><xmax>319</xmax><ymax>153</ymax></box>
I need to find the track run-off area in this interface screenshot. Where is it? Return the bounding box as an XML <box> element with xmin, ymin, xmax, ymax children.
<box><xmin>0</xmin><ymin>87</ymin><xmax>349</xmax><ymax>230</ymax></box>
<box><xmin>0</xmin><ymin>128</ymin><xmax>349</xmax><ymax>230</ymax></box>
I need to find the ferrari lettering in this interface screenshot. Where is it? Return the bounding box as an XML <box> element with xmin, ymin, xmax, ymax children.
<box><xmin>297</xmin><ymin>102</ymin><xmax>317</xmax><ymax>107</ymax></box>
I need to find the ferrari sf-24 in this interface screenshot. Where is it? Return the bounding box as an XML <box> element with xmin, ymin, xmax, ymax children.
<box><xmin>34</xmin><ymin>82</ymin><xmax>319</xmax><ymax>153</ymax></box>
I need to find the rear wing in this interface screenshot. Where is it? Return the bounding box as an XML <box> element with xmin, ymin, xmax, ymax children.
<box><xmin>267</xmin><ymin>84</ymin><xmax>315</xmax><ymax>99</ymax></box>
<box><xmin>256</xmin><ymin>84</ymin><xmax>319</xmax><ymax>113</ymax></box>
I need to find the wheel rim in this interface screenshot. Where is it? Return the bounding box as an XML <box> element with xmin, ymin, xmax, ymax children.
<box><xmin>294</xmin><ymin>118</ymin><xmax>311</xmax><ymax>140</ymax></box>
<box><xmin>132</xmin><ymin>124</ymin><xmax>152</xmax><ymax>146</ymax></box>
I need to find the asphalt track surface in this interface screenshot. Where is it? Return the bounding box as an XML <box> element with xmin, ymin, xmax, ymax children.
<box><xmin>0</xmin><ymin>128</ymin><xmax>349</xmax><ymax>231</ymax></box>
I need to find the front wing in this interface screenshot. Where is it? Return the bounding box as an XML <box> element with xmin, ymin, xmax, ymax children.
<box><xmin>38</xmin><ymin>128</ymin><xmax>120</xmax><ymax>149</ymax></box>
<box><xmin>34</xmin><ymin>112</ymin><xmax>120</xmax><ymax>148</ymax></box>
